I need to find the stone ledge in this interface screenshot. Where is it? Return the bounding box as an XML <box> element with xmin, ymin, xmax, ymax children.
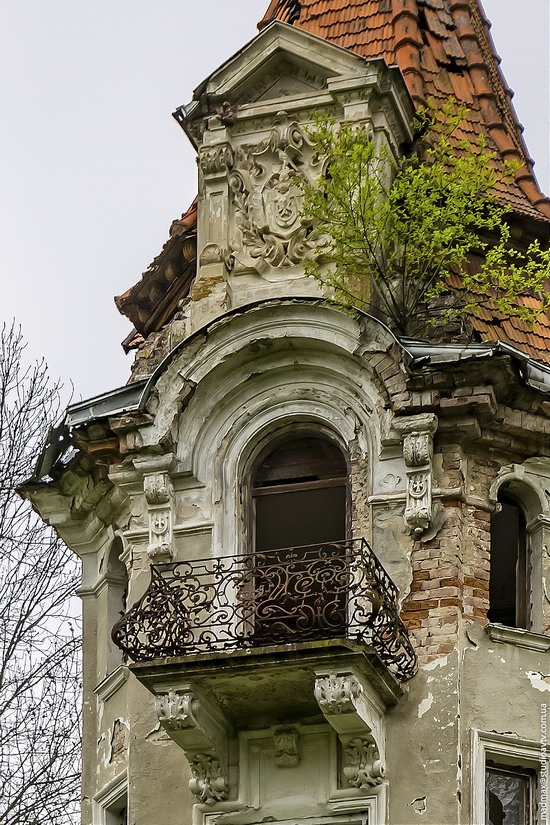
<box><xmin>485</xmin><ymin>623</ymin><xmax>550</xmax><ymax>652</ymax></box>
<box><xmin>94</xmin><ymin>665</ymin><xmax>130</xmax><ymax>702</ymax></box>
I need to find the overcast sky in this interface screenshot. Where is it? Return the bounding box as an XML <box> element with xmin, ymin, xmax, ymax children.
<box><xmin>1</xmin><ymin>1</ymin><xmax>548</xmax><ymax>403</ymax></box>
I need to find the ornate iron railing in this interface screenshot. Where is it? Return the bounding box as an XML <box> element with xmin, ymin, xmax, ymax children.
<box><xmin>112</xmin><ymin>538</ymin><xmax>417</xmax><ymax>681</ymax></box>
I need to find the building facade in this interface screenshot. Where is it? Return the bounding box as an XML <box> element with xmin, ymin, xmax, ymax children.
<box><xmin>23</xmin><ymin>3</ymin><xmax>550</xmax><ymax>825</ymax></box>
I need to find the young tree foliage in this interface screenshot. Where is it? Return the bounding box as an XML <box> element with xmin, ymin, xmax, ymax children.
<box><xmin>300</xmin><ymin>102</ymin><xmax>550</xmax><ymax>336</ymax></box>
<box><xmin>0</xmin><ymin>323</ymin><xmax>80</xmax><ymax>825</ymax></box>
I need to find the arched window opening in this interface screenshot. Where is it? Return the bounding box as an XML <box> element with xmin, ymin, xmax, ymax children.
<box><xmin>249</xmin><ymin>434</ymin><xmax>349</xmax><ymax>643</ymax></box>
<box><xmin>252</xmin><ymin>435</ymin><xmax>348</xmax><ymax>552</ymax></box>
<box><xmin>105</xmin><ymin>537</ymin><xmax>128</xmax><ymax>676</ymax></box>
<box><xmin>489</xmin><ymin>491</ymin><xmax>530</xmax><ymax>630</ymax></box>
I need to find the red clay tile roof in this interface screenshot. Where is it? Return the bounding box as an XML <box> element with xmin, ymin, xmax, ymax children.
<box><xmin>114</xmin><ymin>199</ymin><xmax>197</xmax><ymax>341</ymax></box>
<box><xmin>260</xmin><ymin>0</ymin><xmax>550</xmax><ymax>222</ymax></box>
<box><xmin>447</xmin><ymin>266</ymin><xmax>550</xmax><ymax>366</ymax></box>
<box><xmin>116</xmin><ymin>2</ymin><xmax>550</xmax><ymax>370</ymax></box>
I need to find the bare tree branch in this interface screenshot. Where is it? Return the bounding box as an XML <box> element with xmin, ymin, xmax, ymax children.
<box><xmin>0</xmin><ymin>322</ymin><xmax>81</xmax><ymax>825</ymax></box>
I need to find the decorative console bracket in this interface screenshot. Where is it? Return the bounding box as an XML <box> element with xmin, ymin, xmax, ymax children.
<box><xmin>314</xmin><ymin>670</ymin><xmax>386</xmax><ymax>791</ymax></box>
<box><xmin>394</xmin><ymin>414</ymin><xmax>438</xmax><ymax>536</ymax></box>
<box><xmin>143</xmin><ymin>471</ymin><xmax>175</xmax><ymax>562</ymax></box>
<box><xmin>155</xmin><ymin>687</ymin><xmax>230</xmax><ymax>805</ymax></box>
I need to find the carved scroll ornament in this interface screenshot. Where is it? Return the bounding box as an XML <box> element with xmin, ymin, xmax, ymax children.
<box><xmin>155</xmin><ymin>689</ymin><xmax>229</xmax><ymax>806</ymax></box>
<box><xmin>395</xmin><ymin>414</ymin><xmax>438</xmax><ymax>537</ymax></box>
<box><xmin>189</xmin><ymin>753</ymin><xmax>229</xmax><ymax>805</ymax></box>
<box><xmin>343</xmin><ymin>737</ymin><xmax>385</xmax><ymax>790</ymax></box>
<box><xmin>143</xmin><ymin>472</ymin><xmax>174</xmax><ymax>562</ymax></box>
<box><xmin>314</xmin><ymin>670</ymin><xmax>386</xmax><ymax>793</ymax></box>
<box><xmin>314</xmin><ymin>673</ymin><xmax>363</xmax><ymax>716</ymax></box>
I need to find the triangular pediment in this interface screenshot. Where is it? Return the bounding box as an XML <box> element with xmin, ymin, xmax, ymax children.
<box><xmin>194</xmin><ymin>21</ymin><xmax>376</xmax><ymax>107</ymax></box>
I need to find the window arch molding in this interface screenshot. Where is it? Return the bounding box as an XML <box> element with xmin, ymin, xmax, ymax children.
<box><xmin>211</xmin><ymin>400</ymin><xmax>372</xmax><ymax>561</ymax></box>
<box><xmin>489</xmin><ymin>464</ymin><xmax>550</xmax><ymax>634</ymax></box>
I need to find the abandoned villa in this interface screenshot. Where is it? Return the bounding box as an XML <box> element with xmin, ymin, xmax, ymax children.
<box><xmin>21</xmin><ymin>1</ymin><xmax>550</xmax><ymax>824</ymax></box>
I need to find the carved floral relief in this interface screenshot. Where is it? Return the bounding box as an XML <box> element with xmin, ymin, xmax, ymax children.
<box><xmin>228</xmin><ymin>118</ymin><xmax>328</xmax><ymax>276</ymax></box>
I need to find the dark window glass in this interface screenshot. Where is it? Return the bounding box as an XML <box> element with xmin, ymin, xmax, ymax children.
<box><xmin>253</xmin><ymin>436</ymin><xmax>348</xmax><ymax>551</ymax></box>
<box><xmin>486</xmin><ymin>766</ymin><xmax>532</xmax><ymax>825</ymax></box>
<box><xmin>489</xmin><ymin>493</ymin><xmax>530</xmax><ymax>629</ymax></box>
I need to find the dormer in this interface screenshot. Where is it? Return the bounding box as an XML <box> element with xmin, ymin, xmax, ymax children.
<box><xmin>173</xmin><ymin>21</ymin><xmax>414</xmax><ymax>331</ymax></box>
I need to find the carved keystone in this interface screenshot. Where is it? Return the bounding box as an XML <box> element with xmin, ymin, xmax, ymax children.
<box><xmin>394</xmin><ymin>414</ymin><xmax>438</xmax><ymax>536</ymax></box>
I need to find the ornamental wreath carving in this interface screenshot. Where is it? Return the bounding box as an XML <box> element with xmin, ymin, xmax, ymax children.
<box><xmin>228</xmin><ymin>117</ymin><xmax>328</xmax><ymax>276</ymax></box>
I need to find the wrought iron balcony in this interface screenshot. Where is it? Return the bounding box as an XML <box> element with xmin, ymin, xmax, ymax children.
<box><xmin>112</xmin><ymin>538</ymin><xmax>417</xmax><ymax>681</ymax></box>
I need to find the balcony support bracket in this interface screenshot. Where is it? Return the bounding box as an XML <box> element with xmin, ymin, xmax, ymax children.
<box><xmin>155</xmin><ymin>685</ymin><xmax>230</xmax><ymax>805</ymax></box>
<box><xmin>314</xmin><ymin>668</ymin><xmax>386</xmax><ymax>791</ymax></box>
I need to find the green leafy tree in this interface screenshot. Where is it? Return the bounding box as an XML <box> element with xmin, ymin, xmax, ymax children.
<box><xmin>300</xmin><ymin>102</ymin><xmax>550</xmax><ymax>336</ymax></box>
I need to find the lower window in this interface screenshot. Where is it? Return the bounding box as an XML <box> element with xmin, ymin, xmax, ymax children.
<box><xmin>93</xmin><ymin>773</ymin><xmax>128</xmax><ymax>825</ymax></box>
<box><xmin>473</xmin><ymin>731</ymin><xmax>546</xmax><ymax>825</ymax></box>
<box><xmin>486</xmin><ymin>764</ymin><xmax>534</xmax><ymax>825</ymax></box>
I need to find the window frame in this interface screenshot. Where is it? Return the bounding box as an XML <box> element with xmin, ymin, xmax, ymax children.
<box><xmin>472</xmin><ymin>730</ymin><xmax>548</xmax><ymax>825</ymax></box>
<box><xmin>249</xmin><ymin>430</ymin><xmax>351</xmax><ymax>554</ymax></box>
<box><xmin>92</xmin><ymin>771</ymin><xmax>128</xmax><ymax>825</ymax></box>
<box><xmin>489</xmin><ymin>488</ymin><xmax>532</xmax><ymax>631</ymax></box>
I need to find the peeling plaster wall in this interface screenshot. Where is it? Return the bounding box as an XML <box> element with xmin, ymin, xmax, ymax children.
<box><xmin>23</xmin><ymin>21</ymin><xmax>550</xmax><ymax>823</ymax></box>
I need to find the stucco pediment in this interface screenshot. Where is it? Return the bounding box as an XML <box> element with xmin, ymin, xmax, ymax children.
<box><xmin>197</xmin><ymin>21</ymin><xmax>376</xmax><ymax>107</ymax></box>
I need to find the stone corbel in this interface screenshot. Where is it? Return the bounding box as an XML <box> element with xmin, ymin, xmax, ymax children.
<box><xmin>143</xmin><ymin>472</ymin><xmax>174</xmax><ymax>563</ymax></box>
<box><xmin>394</xmin><ymin>414</ymin><xmax>438</xmax><ymax>536</ymax></box>
<box><xmin>314</xmin><ymin>670</ymin><xmax>385</xmax><ymax>791</ymax></box>
<box><xmin>155</xmin><ymin>688</ymin><xmax>230</xmax><ymax>805</ymax></box>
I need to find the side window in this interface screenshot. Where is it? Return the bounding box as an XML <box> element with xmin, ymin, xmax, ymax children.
<box><xmin>474</xmin><ymin>731</ymin><xmax>544</xmax><ymax>825</ymax></box>
<box><xmin>93</xmin><ymin>777</ymin><xmax>127</xmax><ymax>825</ymax></box>
<box><xmin>489</xmin><ymin>490</ymin><xmax>530</xmax><ymax>629</ymax></box>
<box><xmin>485</xmin><ymin>763</ymin><xmax>535</xmax><ymax>825</ymax></box>
<box><xmin>252</xmin><ymin>435</ymin><xmax>348</xmax><ymax>551</ymax></box>
<box><xmin>105</xmin><ymin>537</ymin><xmax>128</xmax><ymax>674</ymax></box>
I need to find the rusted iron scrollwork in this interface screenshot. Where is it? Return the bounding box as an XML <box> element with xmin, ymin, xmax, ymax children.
<box><xmin>112</xmin><ymin>538</ymin><xmax>417</xmax><ymax>681</ymax></box>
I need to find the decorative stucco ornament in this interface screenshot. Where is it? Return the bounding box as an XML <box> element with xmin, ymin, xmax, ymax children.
<box><xmin>228</xmin><ymin>117</ymin><xmax>328</xmax><ymax>276</ymax></box>
<box><xmin>189</xmin><ymin>753</ymin><xmax>229</xmax><ymax>804</ymax></box>
<box><xmin>314</xmin><ymin>672</ymin><xmax>363</xmax><ymax>715</ymax></box>
<box><xmin>143</xmin><ymin>471</ymin><xmax>174</xmax><ymax>562</ymax></box>
<box><xmin>343</xmin><ymin>738</ymin><xmax>385</xmax><ymax>790</ymax></box>
<box><xmin>273</xmin><ymin>726</ymin><xmax>300</xmax><ymax>767</ymax></box>
<box><xmin>198</xmin><ymin>144</ymin><xmax>234</xmax><ymax>177</ymax></box>
<box><xmin>394</xmin><ymin>414</ymin><xmax>438</xmax><ymax>536</ymax></box>
<box><xmin>155</xmin><ymin>690</ymin><xmax>198</xmax><ymax>731</ymax></box>
<box><xmin>155</xmin><ymin>688</ymin><xmax>230</xmax><ymax>804</ymax></box>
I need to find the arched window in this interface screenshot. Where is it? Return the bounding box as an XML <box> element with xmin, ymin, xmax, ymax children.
<box><xmin>249</xmin><ymin>434</ymin><xmax>349</xmax><ymax>643</ymax></box>
<box><xmin>102</xmin><ymin>537</ymin><xmax>128</xmax><ymax>677</ymax></box>
<box><xmin>489</xmin><ymin>490</ymin><xmax>530</xmax><ymax>630</ymax></box>
<box><xmin>252</xmin><ymin>435</ymin><xmax>348</xmax><ymax>551</ymax></box>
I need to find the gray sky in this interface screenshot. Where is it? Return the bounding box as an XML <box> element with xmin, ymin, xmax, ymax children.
<box><xmin>1</xmin><ymin>1</ymin><xmax>548</xmax><ymax>403</ymax></box>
